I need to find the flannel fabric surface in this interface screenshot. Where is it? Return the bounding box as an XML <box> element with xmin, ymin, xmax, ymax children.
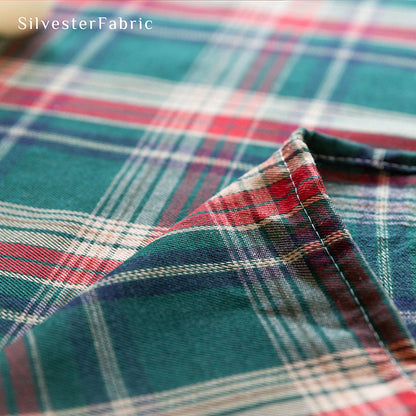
<box><xmin>3</xmin><ymin>128</ymin><xmax>416</xmax><ymax>415</ymax></box>
<box><xmin>0</xmin><ymin>0</ymin><xmax>416</xmax><ymax>414</ymax></box>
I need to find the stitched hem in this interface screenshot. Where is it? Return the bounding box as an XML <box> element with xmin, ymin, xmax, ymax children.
<box><xmin>280</xmin><ymin>127</ymin><xmax>416</xmax><ymax>391</ymax></box>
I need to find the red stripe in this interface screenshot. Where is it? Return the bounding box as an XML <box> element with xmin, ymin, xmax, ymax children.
<box><xmin>311</xmin><ymin>391</ymin><xmax>416</xmax><ymax>416</ymax></box>
<box><xmin>2</xmin><ymin>86</ymin><xmax>415</xmax><ymax>150</ymax></box>
<box><xmin>0</xmin><ymin>85</ymin><xmax>290</xmax><ymax>142</ymax></box>
<box><xmin>0</xmin><ymin>372</ymin><xmax>8</xmax><ymax>415</ymax></box>
<box><xmin>0</xmin><ymin>241</ymin><xmax>119</xmax><ymax>276</ymax></box>
<box><xmin>142</xmin><ymin>2</ymin><xmax>416</xmax><ymax>46</ymax></box>
<box><xmin>172</xmin><ymin>172</ymin><xmax>321</xmax><ymax>229</ymax></box>
<box><xmin>0</xmin><ymin>240</ymin><xmax>123</xmax><ymax>285</ymax></box>
<box><xmin>4</xmin><ymin>338</ymin><xmax>39</xmax><ymax>414</ymax></box>
<box><xmin>189</xmin><ymin>140</ymin><xmax>239</xmax><ymax>212</ymax></box>
<box><xmin>157</xmin><ymin>138</ymin><xmax>231</xmax><ymax>228</ymax></box>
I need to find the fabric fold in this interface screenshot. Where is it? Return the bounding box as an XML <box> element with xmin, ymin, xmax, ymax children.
<box><xmin>2</xmin><ymin>128</ymin><xmax>416</xmax><ymax>415</ymax></box>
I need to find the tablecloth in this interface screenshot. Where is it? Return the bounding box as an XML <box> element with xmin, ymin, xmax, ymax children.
<box><xmin>0</xmin><ymin>0</ymin><xmax>415</xmax><ymax>414</ymax></box>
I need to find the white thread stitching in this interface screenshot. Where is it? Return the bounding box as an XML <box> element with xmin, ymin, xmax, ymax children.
<box><xmin>312</xmin><ymin>153</ymin><xmax>416</xmax><ymax>170</ymax></box>
<box><xmin>279</xmin><ymin>142</ymin><xmax>416</xmax><ymax>390</ymax></box>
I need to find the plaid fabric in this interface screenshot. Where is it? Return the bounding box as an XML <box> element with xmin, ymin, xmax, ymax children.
<box><xmin>0</xmin><ymin>0</ymin><xmax>416</xmax><ymax>414</ymax></box>
<box><xmin>3</xmin><ymin>128</ymin><xmax>416</xmax><ymax>415</ymax></box>
<box><xmin>312</xmin><ymin>135</ymin><xmax>416</xmax><ymax>341</ymax></box>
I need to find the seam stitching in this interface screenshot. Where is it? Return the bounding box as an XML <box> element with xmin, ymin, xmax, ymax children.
<box><xmin>279</xmin><ymin>139</ymin><xmax>416</xmax><ymax>390</ymax></box>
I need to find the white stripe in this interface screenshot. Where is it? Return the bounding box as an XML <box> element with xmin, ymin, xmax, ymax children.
<box><xmin>99</xmin><ymin>6</ymin><xmax>276</xmax><ymax>224</ymax></box>
<box><xmin>374</xmin><ymin>166</ymin><xmax>393</xmax><ymax>297</ymax></box>
<box><xmin>26</xmin><ymin>331</ymin><xmax>53</xmax><ymax>414</ymax></box>
<box><xmin>0</xmin><ymin>125</ymin><xmax>255</xmax><ymax>172</ymax></box>
<box><xmin>41</xmin><ymin>348</ymin><xmax>402</xmax><ymax>416</ymax></box>
<box><xmin>0</xmin><ymin>309</ymin><xmax>46</xmax><ymax>326</ymax></box>
<box><xmin>0</xmin><ymin>270</ymin><xmax>86</xmax><ymax>290</ymax></box>
<box><xmin>82</xmin><ymin>291</ymin><xmax>132</xmax><ymax>413</ymax></box>
<box><xmin>302</xmin><ymin>0</ymin><xmax>377</xmax><ymax>128</ymax></box>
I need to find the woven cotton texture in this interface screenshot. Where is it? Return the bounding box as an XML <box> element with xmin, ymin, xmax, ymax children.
<box><xmin>3</xmin><ymin>128</ymin><xmax>416</xmax><ymax>414</ymax></box>
<box><xmin>0</xmin><ymin>0</ymin><xmax>416</xmax><ymax>414</ymax></box>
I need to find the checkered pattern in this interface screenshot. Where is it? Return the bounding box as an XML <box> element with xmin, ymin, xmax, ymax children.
<box><xmin>0</xmin><ymin>0</ymin><xmax>416</xmax><ymax>414</ymax></box>
<box><xmin>2</xmin><ymin>128</ymin><xmax>416</xmax><ymax>415</ymax></box>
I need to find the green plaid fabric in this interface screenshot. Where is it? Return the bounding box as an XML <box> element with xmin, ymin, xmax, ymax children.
<box><xmin>1</xmin><ymin>0</ymin><xmax>416</xmax><ymax>414</ymax></box>
<box><xmin>3</xmin><ymin>128</ymin><xmax>416</xmax><ymax>414</ymax></box>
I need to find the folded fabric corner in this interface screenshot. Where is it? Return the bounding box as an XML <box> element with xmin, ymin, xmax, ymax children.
<box><xmin>2</xmin><ymin>128</ymin><xmax>416</xmax><ymax>415</ymax></box>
